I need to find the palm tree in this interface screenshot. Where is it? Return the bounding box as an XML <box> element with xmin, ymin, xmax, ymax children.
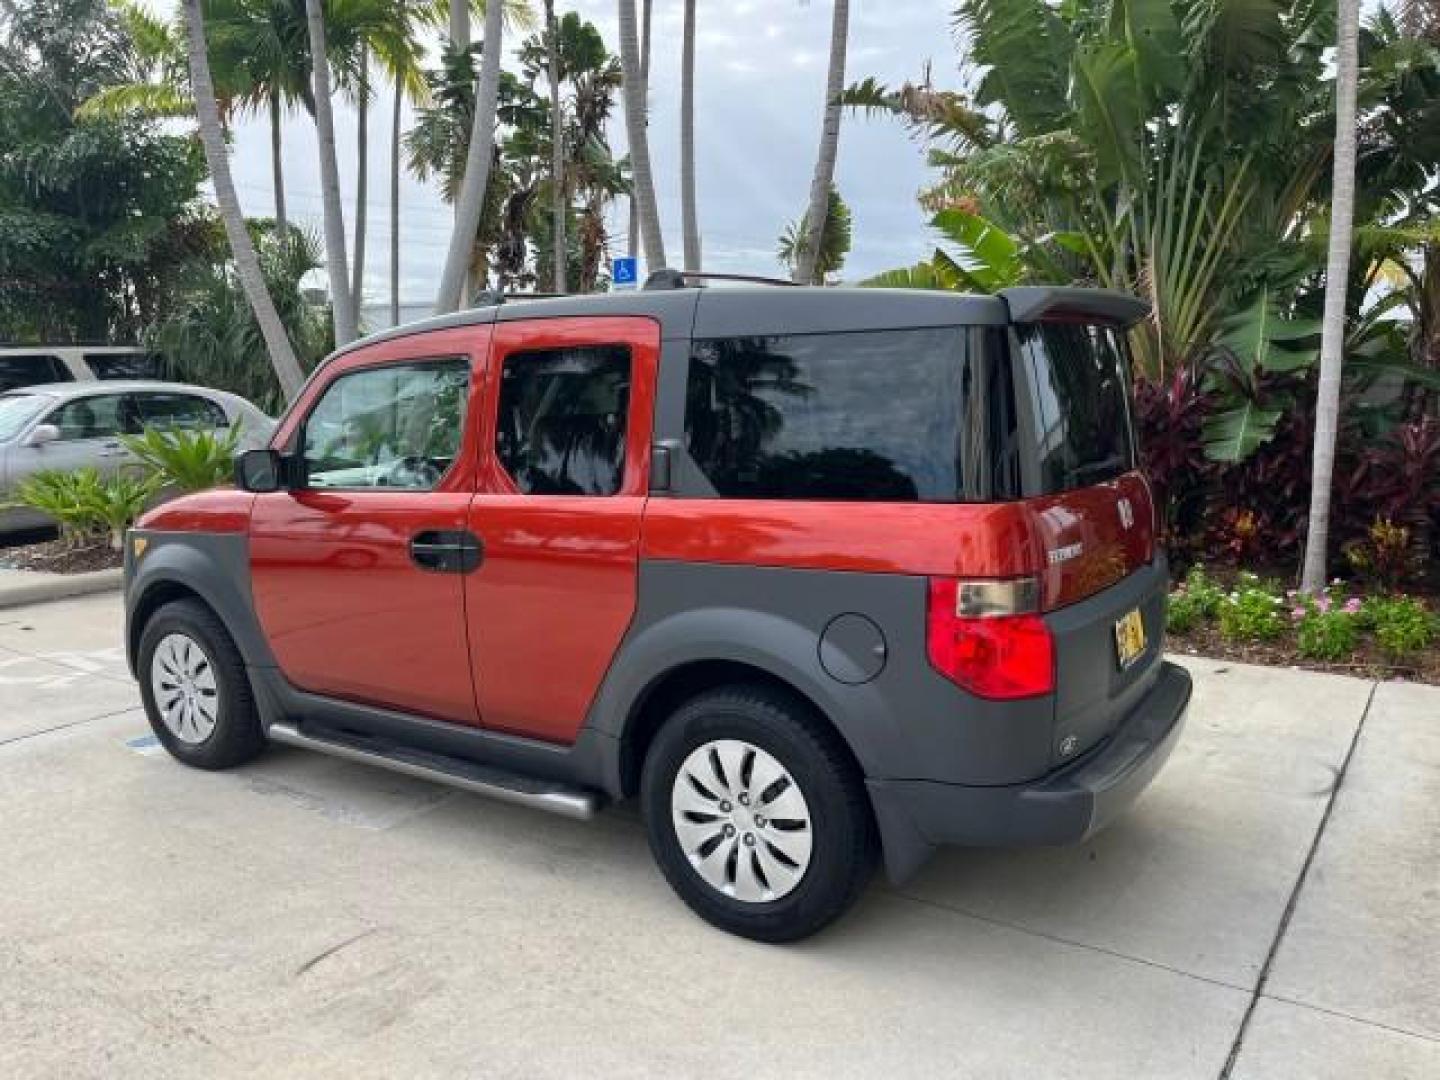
<box><xmin>680</xmin><ymin>0</ymin><xmax>700</xmax><ymax>271</ymax></box>
<box><xmin>352</xmin><ymin>45</ymin><xmax>370</xmax><ymax>315</ymax></box>
<box><xmin>1300</xmin><ymin>0</ymin><xmax>1363</xmax><ymax>593</ymax></box>
<box><xmin>180</xmin><ymin>0</ymin><xmax>306</xmax><ymax>399</ymax></box>
<box><xmin>618</xmin><ymin>0</ymin><xmax>665</xmax><ymax>272</ymax></box>
<box><xmin>778</xmin><ymin>186</ymin><xmax>850</xmax><ymax>282</ymax></box>
<box><xmin>304</xmin><ymin>0</ymin><xmax>357</xmax><ymax>342</ymax></box>
<box><xmin>390</xmin><ymin>73</ymin><xmax>404</xmax><ymax>325</ymax></box>
<box><xmin>545</xmin><ymin>0</ymin><xmax>566</xmax><ymax>292</ymax></box>
<box><xmin>435</xmin><ymin>0</ymin><xmax>506</xmax><ymax>311</ymax></box>
<box><xmin>626</xmin><ymin>0</ymin><xmax>651</xmax><ymax>260</ymax></box>
<box><xmin>794</xmin><ymin>0</ymin><xmax>849</xmax><ymax>285</ymax></box>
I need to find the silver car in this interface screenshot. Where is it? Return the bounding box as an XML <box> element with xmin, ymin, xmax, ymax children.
<box><xmin>0</xmin><ymin>381</ymin><xmax>275</xmax><ymax>534</ymax></box>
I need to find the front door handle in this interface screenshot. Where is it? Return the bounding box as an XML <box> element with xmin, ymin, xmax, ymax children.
<box><xmin>409</xmin><ymin>530</ymin><xmax>483</xmax><ymax>574</ymax></box>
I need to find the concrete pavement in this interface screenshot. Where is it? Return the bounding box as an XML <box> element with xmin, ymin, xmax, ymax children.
<box><xmin>0</xmin><ymin>592</ymin><xmax>1436</xmax><ymax>1078</ymax></box>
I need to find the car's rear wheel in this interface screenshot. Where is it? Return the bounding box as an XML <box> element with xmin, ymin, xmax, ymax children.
<box><xmin>641</xmin><ymin>684</ymin><xmax>876</xmax><ymax>942</ymax></box>
<box><xmin>137</xmin><ymin>599</ymin><xmax>265</xmax><ymax>770</ymax></box>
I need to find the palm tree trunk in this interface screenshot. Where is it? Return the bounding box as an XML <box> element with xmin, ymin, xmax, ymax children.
<box><xmin>181</xmin><ymin>0</ymin><xmax>305</xmax><ymax>400</ymax></box>
<box><xmin>546</xmin><ymin>0</ymin><xmax>566</xmax><ymax>293</ymax></box>
<box><xmin>619</xmin><ymin>0</ymin><xmax>665</xmax><ymax>272</ymax></box>
<box><xmin>435</xmin><ymin>0</ymin><xmax>505</xmax><ymax>313</ymax></box>
<box><xmin>304</xmin><ymin>0</ymin><xmax>356</xmax><ymax>344</ymax></box>
<box><xmin>351</xmin><ymin>48</ymin><xmax>369</xmax><ymax>324</ymax></box>
<box><xmin>449</xmin><ymin>0</ymin><xmax>470</xmax><ymax>54</ymax></box>
<box><xmin>390</xmin><ymin>78</ymin><xmax>402</xmax><ymax>328</ymax></box>
<box><xmin>269</xmin><ymin>91</ymin><xmax>287</xmax><ymax>238</ymax></box>
<box><xmin>626</xmin><ymin>0</ymin><xmax>652</xmax><ymax>260</ymax></box>
<box><xmin>794</xmin><ymin>0</ymin><xmax>850</xmax><ymax>285</ymax></box>
<box><xmin>680</xmin><ymin>0</ymin><xmax>700</xmax><ymax>272</ymax></box>
<box><xmin>1300</xmin><ymin>0</ymin><xmax>1361</xmax><ymax>593</ymax></box>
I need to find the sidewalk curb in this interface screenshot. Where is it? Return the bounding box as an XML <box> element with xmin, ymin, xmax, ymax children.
<box><xmin>0</xmin><ymin>568</ymin><xmax>124</xmax><ymax>611</ymax></box>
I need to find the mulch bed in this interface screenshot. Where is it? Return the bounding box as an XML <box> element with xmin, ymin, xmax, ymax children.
<box><xmin>0</xmin><ymin>537</ymin><xmax>123</xmax><ymax>574</ymax></box>
<box><xmin>1170</xmin><ymin>621</ymin><xmax>1440</xmax><ymax>686</ymax></box>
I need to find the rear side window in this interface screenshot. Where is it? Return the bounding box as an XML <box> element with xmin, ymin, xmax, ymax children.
<box><xmin>685</xmin><ymin>328</ymin><xmax>1018</xmax><ymax>502</ymax></box>
<box><xmin>86</xmin><ymin>352</ymin><xmax>166</xmax><ymax>380</ymax></box>
<box><xmin>134</xmin><ymin>392</ymin><xmax>228</xmax><ymax>431</ymax></box>
<box><xmin>496</xmin><ymin>345</ymin><xmax>631</xmax><ymax>496</ymax></box>
<box><xmin>1013</xmin><ymin>323</ymin><xmax>1135</xmax><ymax>493</ymax></box>
<box><xmin>0</xmin><ymin>354</ymin><xmax>72</xmax><ymax>392</ymax></box>
<box><xmin>48</xmin><ymin>394</ymin><xmax>139</xmax><ymax>441</ymax></box>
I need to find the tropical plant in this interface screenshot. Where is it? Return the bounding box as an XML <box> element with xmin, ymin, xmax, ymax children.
<box><xmin>846</xmin><ymin>1</ymin><xmax>1440</xmax><ymax>426</ymax></box>
<box><xmin>182</xmin><ymin>0</ymin><xmax>307</xmax><ymax>398</ymax></box>
<box><xmin>1302</xmin><ymin>0</ymin><xmax>1365</xmax><ymax>593</ymax></box>
<box><xmin>793</xmin><ymin>0</ymin><xmax>850</xmax><ymax>285</ymax></box>
<box><xmin>435</xmin><ymin>0</ymin><xmax>507</xmax><ymax>311</ymax></box>
<box><xmin>680</xmin><ymin>0</ymin><xmax>700</xmax><ymax>272</ymax></box>
<box><xmin>778</xmin><ymin>186</ymin><xmax>852</xmax><ymax>283</ymax></box>
<box><xmin>13</xmin><ymin>468</ymin><xmax>156</xmax><ymax>549</ymax></box>
<box><xmin>123</xmin><ymin>425</ymin><xmax>244</xmax><ymax>492</ymax></box>
<box><xmin>618</xmin><ymin>0</ymin><xmax>665</xmax><ymax>273</ymax></box>
<box><xmin>0</xmin><ymin>0</ymin><xmax>212</xmax><ymax>344</ymax></box>
<box><xmin>146</xmin><ymin>225</ymin><xmax>330</xmax><ymax>414</ymax></box>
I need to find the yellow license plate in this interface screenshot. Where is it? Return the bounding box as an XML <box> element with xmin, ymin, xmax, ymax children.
<box><xmin>1114</xmin><ymin>609</ymin><xmax>1147</xmax><ymax>669</ymax></box>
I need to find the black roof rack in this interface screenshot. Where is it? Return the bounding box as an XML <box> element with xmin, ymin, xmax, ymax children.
<box><xmin>467</xmin><ymin>289</ymin><xmax>571</xmax><ymax>308</ymax></box>
<box><xmin>643</xmin><ymin>269</ymin><xmax>798</xmax><ymax>291</ymax></box>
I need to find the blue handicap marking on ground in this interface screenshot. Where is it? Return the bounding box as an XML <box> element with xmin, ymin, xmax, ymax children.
<box><xmin>611</xmin><ymin>256</ymin><xmax>638</xmax><ymax>289</ymax></box>
<box><xmin>126</xmin><ymin>734</ymin><xmax>162</xmax><ymax>756</ymax></box>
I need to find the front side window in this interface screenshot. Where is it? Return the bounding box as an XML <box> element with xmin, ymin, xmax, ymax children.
<box><xmin>685</xmin><ymin>328</ymin><xmax>1018</xmax><ymax>502</ymax></box>
<box><xmin>495</xmin><ymin>345</ymin><xmax>631</xmax><ymax>496</ymax></box>
<box><xmin>301</xmin><ymin>359</ymin><xmax>470</xmax><ymax>490</ymax></box>
<box><xmin>134</xmin><ymin>392</ymin><xmax>228</xmax><ymax>431</ymax></box>
<box><xmin>0</xmin><ymin>354</ymin><xmax>72</xmax><ymax>392</ymax></box>
<box><xmin>47</xmin><ymin>394</ymin><xmax>138</xmax><ymax>441</ymax></box>
<box><xmin>1013</xmin><ymin>322</ymin><xmax>1135</xmax><ymax>493</ymax></box>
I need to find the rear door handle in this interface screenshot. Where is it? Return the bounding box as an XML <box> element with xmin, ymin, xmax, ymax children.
<box><xmin>409</xmin><ymin>530</ymin><xmax>483</xmax><ymax>574</ymax></box>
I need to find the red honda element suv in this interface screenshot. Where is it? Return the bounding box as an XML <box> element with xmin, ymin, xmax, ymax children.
<box><xmin>124</xmin><ymin>282</ymin><xmax>1190</xmax><ymax>942</ymax></box>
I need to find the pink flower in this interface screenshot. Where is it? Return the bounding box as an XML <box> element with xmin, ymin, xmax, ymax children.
<box><xmin>1344</xmin><ymin>598</ymin><xmax>1362</xmax><ymax>614</ymax></box>
<box><xmin>1316</xmin><ymin>596</ymin><xmax>1332</xmax><ymax>613</ymax></box>
<box><xmin>1291</xmin><ymin>606</ymin><xmax>1306</xmax><ymax>621</ymax></box>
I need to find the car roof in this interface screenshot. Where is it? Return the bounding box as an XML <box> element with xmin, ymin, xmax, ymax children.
<box><xmin>1</xmin><ymin>380</ymin><xmax>243</xmax><ymax>401</ymax></box>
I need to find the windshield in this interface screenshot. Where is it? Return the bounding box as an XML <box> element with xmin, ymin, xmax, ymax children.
<box><xmin>1012</xmin><ymin>322</ymin><xmax>1137</xmax><ymax>494</ymax></box>
<box><xmin>0</xmin><ymin>394</ymin><xmax>49</xmax><ymax>443</ymax></box>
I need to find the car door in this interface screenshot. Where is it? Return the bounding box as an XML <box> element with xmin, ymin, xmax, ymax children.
<box><xmin>464</xmin><ymin>316</ymin><xmax>660</xmax><ymax>743</ymax></box>
<box><xmin>248</xmin><ymin>328</ymin><xmax>489</xmax><ymax>723</ymax></box>
<box><xmin>10</xmin><ymin>392</ymin><xmax>140</xmax><ymax>484</ymax></box>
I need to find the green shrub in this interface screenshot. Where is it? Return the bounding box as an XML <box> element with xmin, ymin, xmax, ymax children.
<box><xmin>12</xmin><ymin>468</ymin><xmax>155</xmax><ymax>549</ymax></box>
<box><xmin>1363</xmin><ymin>596</ymin><xmax>1437</xmax><ymax>657</ymax></box>
<box><xmin>123</xmin><ymin>424</ymin><xmax>242</xmax><ymax>492</ymax></box>
<box><xmin>1296</xmin><ymin>609</ymin><xmax>1360</xmax><ymax>661</ymax></box>
<box><xmin>1217</xmin><ymin>577</ymin><xmax>1286</xmax><ymax>642</ymax></box>
<box><xmin>1167</xmin><ymin>564</ymin><xmax>1224</xmax><ymax>634</ymax></box>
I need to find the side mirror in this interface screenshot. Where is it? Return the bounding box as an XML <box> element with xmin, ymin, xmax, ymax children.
<box><xmin>25</xmin><ymin>424</ymin><xmax>60</xmax><ymax>448</ymax></box>
<box><xmin>235</xmin><ymin>448</ymin><xmax>286</xmax><ymax>493</ymax></box>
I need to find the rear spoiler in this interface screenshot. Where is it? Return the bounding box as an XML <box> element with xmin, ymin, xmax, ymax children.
<box><xmin>998</xmin><ymin>287</ymin><xmax>1150</xmax><ymax>328</ymax></box>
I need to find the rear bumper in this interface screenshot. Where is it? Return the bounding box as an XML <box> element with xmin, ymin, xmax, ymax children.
<box><xmin>867</xmin><ymin>660</ymin><xmax>1191</xmax><ymax>883</ymax></box>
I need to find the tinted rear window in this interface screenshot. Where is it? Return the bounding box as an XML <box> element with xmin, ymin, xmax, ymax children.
<box><xmin>685</xmin><ymin>328</ymin><xmax>1019</xmax><ymax>502</ymax></box>
<box><xmin>1012</xmin><ymin>323</ymin><xmax>1136</xmax><ymax>493</ymax></box>
<box><xmin>86</xmin><ymin>352</ymin><xmax>166</xmax><ymax>380</ymax></box>
<box><xmin>0</xmin><ymin>354</ymin><xmax>71</xmax><ymax>392</ymax></box>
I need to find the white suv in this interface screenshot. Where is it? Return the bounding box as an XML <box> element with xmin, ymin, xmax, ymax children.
<box><xmin>0</xmin><ymin>346</ymin><xmax>165</xmax><ymax>392</ymax></box>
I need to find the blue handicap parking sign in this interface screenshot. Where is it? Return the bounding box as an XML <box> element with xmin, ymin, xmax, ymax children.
<box><xmin>611</xmin><ymin>256</ymin><xmax>638</xmax><ymax>288</ymax></box>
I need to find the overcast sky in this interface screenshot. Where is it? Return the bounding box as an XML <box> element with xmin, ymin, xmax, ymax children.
<box><xmin>149</xmin><ymin>1</ymin><xmax>954</xmax><ymax>306</ymax></box>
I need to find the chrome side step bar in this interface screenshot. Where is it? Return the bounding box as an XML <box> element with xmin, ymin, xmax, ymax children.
<box><xmin>267</xmin><ymin>722</ymin><xmax>600</xmax><ymax>821</ymax></box>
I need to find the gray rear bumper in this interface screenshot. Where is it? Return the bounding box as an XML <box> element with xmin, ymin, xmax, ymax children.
<box><xmin>868</xmin><ymin>660</ymin><xmax>1192</xmax><ymax>883</ymax></box>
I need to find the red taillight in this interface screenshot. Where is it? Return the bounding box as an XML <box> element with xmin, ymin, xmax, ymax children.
<box><xmin>926</xmin><ymin>578</ymin><xmax>1055</xmax><ymax>700</ymax></box>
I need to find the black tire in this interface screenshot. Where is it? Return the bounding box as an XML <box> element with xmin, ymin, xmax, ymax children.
<box><xmin>137</xmin><ymin>599</ymin><xmax>266</xmax><ymax>771</ymax></box>
<box><xmin>641</xmin><ymin>683</ymin><xmax>877</xmax><ymax>943</ymax></box>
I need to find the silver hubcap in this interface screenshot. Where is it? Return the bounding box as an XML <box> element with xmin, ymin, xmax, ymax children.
<box><xmin>150</xmin><ymin>633</ymin><xmax>219</xmax><ymax>745</ymax></box>
<box><xmin>671</xmin><ymin>739</ymin><xmax>814</xmax><ymax>903</ymax></box>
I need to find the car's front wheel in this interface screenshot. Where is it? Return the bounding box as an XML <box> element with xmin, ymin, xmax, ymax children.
<box><xmin>641</xmin><ymin>684</ymin><xmax>876</xmax><ymax>942</ymax></box>
<box><xmin>137</xmin><ymin>599</ymin><xmax>265</xmax><ymax>770</ymax></box>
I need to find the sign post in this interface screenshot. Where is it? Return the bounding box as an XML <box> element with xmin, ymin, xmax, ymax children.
<box><xmin>611</xmin><ymin>256</ymin><xmax>638</xmax><ymax>291</ymax></box>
